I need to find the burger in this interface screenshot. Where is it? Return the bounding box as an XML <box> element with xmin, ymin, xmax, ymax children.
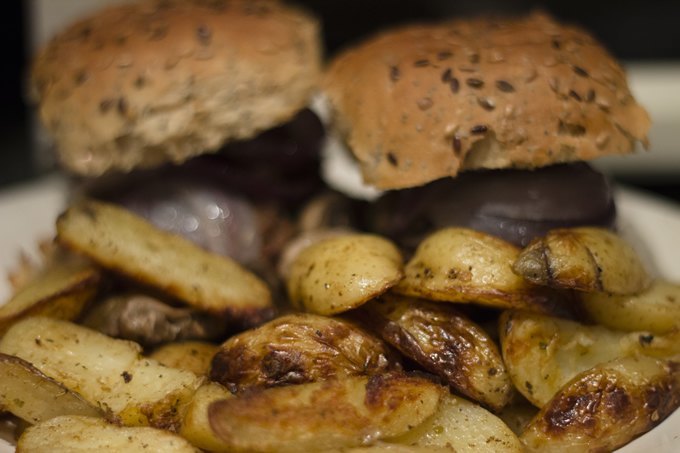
<box><xmin>29</xmin><ymin>0</ymin><xmax>326</xmax><ymax>343</ymax></box>
<box><xmin>30</xmin><ymin>0</ymin><xmax>325</xmax><ymax>282</ymax></box>
<box><xmin>320</xmin><ymin>12</ymin><xmax>651</xmax><ymax>251</ymax></box>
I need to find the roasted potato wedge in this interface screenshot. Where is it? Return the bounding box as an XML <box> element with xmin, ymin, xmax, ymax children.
<box><xmin>208</xmin><ymin>373</ymin><xmax>443</xmax><ymax>452</ymax></box>
<box><xmin>345</xmin><ymin>445</ymin><xmax>454</xmax><ymax>452</ymax></box>
<box><xmin>520</xmin><ymin>356</ymin><xmax>680</xmax><ymax>453</ymax></box>
<box><xmin>0</xmin><ymin>317</ymin><xmax>202</xmax><ymax>429</ymax></box>
<box><xmin>179</xmin><ymin>382</ymin><xmax>234</xmax><ymax>452</ymax></box>
<box><xmin>17</xmin><ymin>415</ymin><xmax>198</xmax><ymax>452</ymax></box>
<box><xmin>362</xmin><ymin>295</ymin><xmax>511</xmax><ymax>411</ymax></box>
<box><xmin>0</xmin><ymin>353</ymin><xmax>102</xmax><ymax>424</ymax></box>
<box><xmin>56</xmin><ymin>200</ymin><xmax>273</xmax><ymax>326</ymax></box>
<box><xmin>389</xmin><ymin>393</ymin><xmax>523</xmax><ymax>452</ymax></box>
<box><xmin>394</xmin><ymin>228</ymin><xmax>565</xmax><ymax>314</ymax></box>
<box><xmin>286</xmin><ymin>234</ymin><xmax>403</xmax><ymax>315</ymax></box>
<box><xmin>150</xmin><ymin>341</ymin><xmax>219</xmax><ymax>377</ymax></box>
<box><xmin>513</xmin><ymin>227</ymin><xmax>650</xmax><ymax>294</ymax></box>
<box><xmin>500</xmin><ymin>310</ymin><xmax>680</xmax><ymax>407</ymax></box>
<box><xmin>210</xmin><ymin>313</ymin><xmax>398</xmax><ymax>392</ymax></box>
<box><xmin>581</xmin><ymin>279</ymin><xmax>680</xmax><ymax>334</ymax></box>
<box><xmin>0</xmin><ymin>253</ymin><xmax>100</xmax><ymax>337</ymax></box>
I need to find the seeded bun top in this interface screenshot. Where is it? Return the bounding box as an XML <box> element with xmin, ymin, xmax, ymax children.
<box><xmin>32</xmin><ymin>0</ymin><xmax>322</xmax><ymax>176</ymax></box>
<box><xmin>323</xmin><ymin>12</ymin><xmax>650</xmax><ymax>190</ymax></box>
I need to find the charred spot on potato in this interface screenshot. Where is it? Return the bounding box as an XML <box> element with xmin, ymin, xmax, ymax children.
<box><xmin>261</xmin><ymin>350</ymin><xmax>307</xmax><ymax>386</ymax></box>
<box><xmin>121</xmin><ymin>371</ymin><xmax>133</xmax><ymax>383</ymax></box>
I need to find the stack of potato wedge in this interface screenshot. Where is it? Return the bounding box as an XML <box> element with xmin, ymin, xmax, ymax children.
<box><xmin>1</xmin><ymin>200</ymin><xmax>679</xmax><ymax>452</ymax></box>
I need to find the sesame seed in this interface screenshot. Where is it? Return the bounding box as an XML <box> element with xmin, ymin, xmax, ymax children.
<box><xmin>495</xmin><ymin>80</ymin><xmax>515</xmax><ymax>92</ymax></box>
<box><xmin>471</xmin><ymin>125</ymin><xmax>488</xmax><ymax>134</ymax></box>
<box><xmin>417</xmin><ymin>97</ymin><xmax>433</xmax><ymax>111</ymax></box>
<box><xmin>468</xmin><ymin>53</ymin><xmax>480</xmax><ymax>64</ymax></box>
<box><xmin>414</xmin><ymin>59</ymin><xmax>430</xmax><ymax>67</ymax></box>
<box><xmin>390</xmin><ymin>66</ymin><xmax>400</xmax><ymax>82</ymax></box>
<box><xmin>466</xmin><ymin>78</ymin><xmax>484</xmax><ymax>89</ymax></box>
<box><xmin>452</xmin><ymin>135</ymin><xmax>462</xmax><ymax>155</ymax></box>
<box><xmin>572</xmin><ymin>66</ymin><xmax>589</xmax><ymax>77</ymax></box>
<box><xmin>478</xmin><ymin>97</ymin><xmax>495</xmax><ymax>111</ymax></box>
<box><xmin>568</xmin><ymin>90</ymin><xmax>582</xmax><ymax>102</ymax></box>
<box><xmin>585</xmin><ymin>89</ymin><xmax>596</xmax><ymax>102</ymax></box>
<box><xmin>441</xmin><ymin>68</ymin><xmax>453</xmax><ymax>83</ymax></box>
<box><xmin>387</xmin><ymin>152</ymin><xmax>398</xmax><ymax>166</ymax></box>
<box><xmin>449</xmin><ymin>78</ymin><xmax>460</xmax><ymax>94</ymax></box>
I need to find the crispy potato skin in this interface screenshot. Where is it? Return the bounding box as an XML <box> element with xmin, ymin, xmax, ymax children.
<box><xmin>394</xmin><ymin>228</ymin><xmax>570</xmax><ymax>315</ymax></box>
<box><xmin>513</xmin><ymin>227</ymin><xmax>650</xmax><ymax>295</ymax></box>
<box><xmin>208</xmin><ymin>373</ymin><xmax>443</xmax><ymax>453</ymax></box>
<box><xmin>520</xmin><ymin>357</ymin><xmax>680</xmax><ymax>453</ymax></box>
<box><xmin>210</xmin><ymin>313</ymin><xmax>399</xmax><ymax>392</ymax></box>
<box><xmin>362</xmin><ymin>295</ymin><xmax>511</xmax><ymax>411</ymax></box>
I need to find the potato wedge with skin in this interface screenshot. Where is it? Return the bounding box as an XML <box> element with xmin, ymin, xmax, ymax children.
<box><xmin>56</xmin><ymin>200</ymin><xmax>273</xmax><ymax>327</ymax></box>
<box><xmin>210</xmin><ymin>313</ymin><xmax>398</xmax><ymax>392</ymax></box>
<box><xmin>362</xmin><ymin>295</ymin><xmax>511</xmax><ymax>411</ymax></box>
<box><xmin>208</xmin><ymin>373</ymin><xmax>443</xmax><ymax>453</ymax></box>
<box><xmin>179</xmin><ymin>382</ymin><xmax>234</xmax><ymax>452</ymax></box>
<box><xmin>581</xmin><ymin>279</ymin><xmax>680</xmax><ymax>334</ymax></box>
<box><xmin>0</xmin><ymin>253</ymin><xmax>100</xmax><ymax>336</ymax></box>
<box><xmin>150</xmin><ymin>341</ymin><xmax>219</xmax><ymax>377</ymax></box>
<box><xmin>345</xmin><ymin>445</ymin><xmax>454</xmax><ymax>452</ymax></box>
<box><xmin>520</xmin><ymin>356</ymin><xmax>680</xmax><ymax>453</ymax></box>
<box><xmin>513</xmin><ymin>227</ymin><xmax>650</xmax><ymax>294</ymax></box>
<box><xmin>389</xmin><ymin>393</ymin><xmax>523</xmax><ymax>452</ymax></box>
<box><xmin>17</xmin><ymin>415</ymin><xmax>199</xmax><ymax>452</ymax></box>
<box><xmin>0</xmin><ymin>353</ymin><xmax>102</xmax><ymax>424</ymax></box>
<box><xmin>499</xmin><ymin>310</ymin><xmax>680</xmax><ymax>407</ymax></box>
<box><xmin>394</xmin><ymin>228</ymin><xmax>566</xmax><ymax>314</ymax></box>
<box><xmin>287</xmin><ymin>234</ymin><xmax>403</xmax><ymax>315</ymax></box>
<box><xmin>0</xmin><ymin>317</ymin><xmax>202</xmax><ymax>430</ymax></box>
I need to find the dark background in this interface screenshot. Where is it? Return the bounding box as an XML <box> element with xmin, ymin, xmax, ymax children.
<box><xmin>1</xmin><ymin>0</ymin><xmax>679</xmax><ymax>201</ymax></box>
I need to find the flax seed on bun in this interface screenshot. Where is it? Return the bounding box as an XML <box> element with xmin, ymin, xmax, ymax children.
<box><xmin>323</xmin><ymin>12</ymin><xmax>650</xmax><ymax>190</ymax></box>
<box><xmin>31</xmin><ymin>0</ymin><xmax>322</xmax><ymax>176</ymax></box>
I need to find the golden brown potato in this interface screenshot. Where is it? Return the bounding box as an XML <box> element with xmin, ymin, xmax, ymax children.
<box><xmin>389</xmin><ymin>393</ymin><xmax>523</xmax><ymax>452</ymax></box>
<box><xmin>499</xmin><ymin>310</ymin><xmax>680</xmax><ymax>407</ymax></box>
<box><xmin>17</xmin><ymin>415</ymin><xmax>199</xmax><ymax>452</ymax></box>
<box><xmin>0</xmin><ymin>253</ymin><xmax>100</xmax><ymax>337</ymax></box>
<box><xmin>210</xmin><ymin>313</ymin><xmax>398</xmax><ymax>392</ymax></box>
<box><xmin>208</xmin><ymin>373</ymin><xmax>443</xmax><ymax>452</ymax></box>
<box><xmin>179</xmin><ymin>382</ymin><xmax>234</xmax><ymax>452</ymax></box>
<box><xmin>0</xmin><ymin>353</ymin><xmax>102</xmax><ymax>424</ymax></box>
<box><xmin>394</xmin><ymin>228</ymin><xmax>567</xmax><ymax>314</ymax></box>
<box><xmin>520</xmin><ymin>356</ymin><xmax>680</xmax><ymax>453</ymax></box>
<box><xmin>286</xmin><ymin>234</ymin><xmax>403</xmax><ymax>315</ymax></box>
<box><xmin>362</xmin><ymin>295</ymin><xmax>511</xmax><ymax>411</ymax></box>
<box><xmin>345</xmin><ymin>444</ymin><xmax>454</xmax><ymax>452</ymax></box>
<box><xmin>0</xmin><ymin>317</ymin><xmax>202</xmax><ymax>430</ymax></box>
<box><xmin>513</xmin><ymin>227</ymin><xmax>650</xmax><ymax>294</ymax></box>
<box><xmin>56</xmin><ymin>200</ymin><xmax>273</xmax><ymax>327</ymax></box>
<box><xmin>150</xmin><ymin>341</ymin><xmax>218</xmax><ymax>377</ymax></box>
<box><xmin>581</xmin><ymin>279</ymin><xmax>680</xmax><ymax>334</ymax></box>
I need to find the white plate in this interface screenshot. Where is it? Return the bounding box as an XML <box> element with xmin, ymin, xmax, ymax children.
<box><xmin>0</xmin><ymin>175</ymin><xmax>679</xmax><ymax>451</ymax></box>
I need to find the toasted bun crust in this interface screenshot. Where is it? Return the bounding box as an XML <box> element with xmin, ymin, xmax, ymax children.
<box><xmin>32</xmin><ymin>0</ymin><xmax>322</xmax><ymax>176</ymax></box>
<box><xmin>323</xmin><ymin>13</ymin><xmax>650</xmax><ymax>190</ymax></box>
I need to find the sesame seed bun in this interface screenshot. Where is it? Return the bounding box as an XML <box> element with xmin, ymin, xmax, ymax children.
<box><xmin>32</xmin><ymin>0</ymin><xmax>322</xmax><ymax>176</ymax></box>
<box><xmin>323</xmin><ymin>12</ymin><xmax>651</xmax><ymax>190</ymax></box>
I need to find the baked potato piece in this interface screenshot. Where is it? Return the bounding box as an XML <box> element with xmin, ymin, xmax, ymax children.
<box><xmin>500</xmin><ymin>310</ymin><xmax>680</xmax><ymax>407</ymax></box>
<box><xmin>150</xmin><ymin>341</ymin><xmax>218</xmax><ymax>377</ymax></box>
<box><xmin>346</xmin><ymin>445</ymin><xmax>454</xmax><ymax>452</ymax></box>
<box><xmin>208</xmin><ymin>373</ymin><xmax>443</xmax><ymax>452</ymax></box>
<box><xmin>286</xmin><ymin>234</ymin><xmax>403</xmax><ymax>315</ymax></box>
<box><xmin>394</xmin><ymin>228</ymin><xmax>566</xmax><ymax>314</ymax></box>
<box><xmin>56</xmin><ymin>200</ymin><xmax>274</xmax><ymax>327</ymax></box>
<box><xmin>17</xmin><ymin>415</ymin><xmax>199</xmax><ymax>452</ymax></box>
<box><xmin>0</xmin><ymin>317</ymin><xmax>202</xmax><ymax>430</ymax></box>
<box><xmin>513</xmin><ymin>227</ymin><xmax>650</xmax><ymax>294</ymax></box>
<box><xmin>581</xmin><ymin>279</ymin><xmax>680</xmax><ymax>334</ymax></box>
<box><xmin>388</xmin><ymin>393</ymin><xmax>523</xmax><ymax>452</ymax></box>
<box><xmin>210</xmin><ymin>313</ymin><xmax>398</xmax><ymax>392</ymax></box>
<box><xmin>362</xmin><ymin>295</ymin><xmax>511</xmax><ymax>411</ymax></box>
<box><xmin>0</xmin><ymin>253</ymin><xmax>100</xmax><ymax>337</ymax></box>
<box><xmin>179</xmin><ymin>382</ymin><xmax>234</xmax><ymax>452</ymax></box>
<box><xmin>520</xmin><ymin>356</ymin><xmax>680</xmax><ymax>453</ymax></box>
<box><xmin>0</xmin><ymin>353</ymin><xmax>102</xmax><ymax>424</ymax></box>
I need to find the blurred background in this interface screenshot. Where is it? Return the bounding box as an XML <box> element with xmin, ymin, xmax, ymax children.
<box><xmin>1</xmin><ymin>0</ymin><xmax>679</xmax><ymax>201</ymax></box>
